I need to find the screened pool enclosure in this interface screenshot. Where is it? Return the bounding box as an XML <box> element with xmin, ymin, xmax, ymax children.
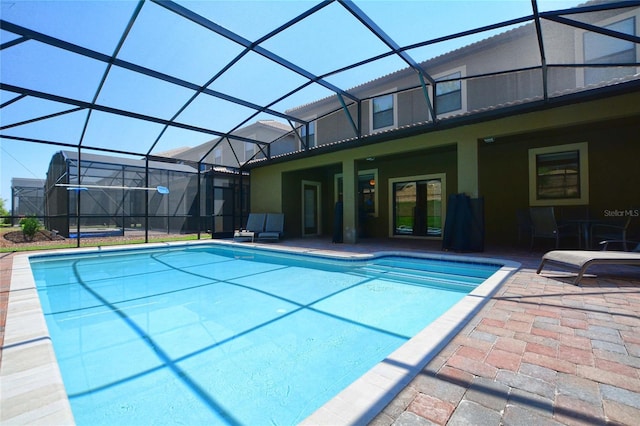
<box><xmin>2</xmin><ymin>0</ymin><xmax>639</xmax><ymax>245</ymax></box>
<box><xmin>44</xmin><ymin>151</ymin><xmax>248</xmax><ymax>239</ymax></box>
<box><xmin>10</xmin><ymin>178</ymin><xmax>45</xmax><ymax>224</ymax></box>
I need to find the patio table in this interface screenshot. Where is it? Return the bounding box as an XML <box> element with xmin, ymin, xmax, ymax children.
<box><xmin>560</xmin><ymin>219</ymin><xmax>604</xmax><ymax>249</ymax></box>
<box><xmin>233</xmin><ymin>230</ymin><xmax>255</xmax><ymax>242</ymax></box>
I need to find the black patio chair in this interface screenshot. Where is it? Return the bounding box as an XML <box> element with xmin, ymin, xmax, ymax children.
<box><xmin>529</xmin><ymin>206</ymin><xmax>577</xmax><ymax>250</ymax></box>
<box><xmin>591</xmin><ymin>217</ymin><xmax>632</xmax><ymax>251</ymax></box>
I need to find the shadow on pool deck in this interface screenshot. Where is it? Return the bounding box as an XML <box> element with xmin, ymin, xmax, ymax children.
<box><xmin>2</xmin><ymin>238</ymin><xmax>640</xmax><ymax>425</ymax></box>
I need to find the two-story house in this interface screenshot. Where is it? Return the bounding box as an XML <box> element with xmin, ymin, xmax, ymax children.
<box><xmin>245</xmin><ymin>1</ymin><xmax>640</xmax><ymax>246</ymax></box>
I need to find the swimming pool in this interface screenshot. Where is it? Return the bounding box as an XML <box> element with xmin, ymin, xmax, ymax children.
<box><xmin>13</xmin><ymin>242</ymin><xmax>517</xmax><ymax>425</ymax></box>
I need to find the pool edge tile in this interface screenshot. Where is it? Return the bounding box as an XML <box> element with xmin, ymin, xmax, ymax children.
<box><xmin>0</xmin><ymin>254</ymin><xmax>75</xmax><ymax>426</ymax></box>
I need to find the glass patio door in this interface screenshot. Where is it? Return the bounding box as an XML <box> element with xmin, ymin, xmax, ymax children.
<box><xmin>302</xmin><ymin>181</ymin><xmax>321</xmax><ymax>236</ymax></box>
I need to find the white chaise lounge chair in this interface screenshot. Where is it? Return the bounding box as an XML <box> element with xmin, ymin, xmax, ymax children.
<box><xmin>536</xmin><ymin>244</ymin><xmax>640</xmax><ymax>284</ymax></box>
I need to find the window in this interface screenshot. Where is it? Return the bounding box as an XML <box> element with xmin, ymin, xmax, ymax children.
<box><xmin>583</xmin><ymin>17</ymin><xmax>636</xmax><ymax>85</ymax></box>
<box><xmin>528</xmin><ymin>143</ymin><xmax>589</xmax><ymax>206</ymax></box>
<box><xmin>436</xmin><ymin>71</ymin><xmax>462</xmax><ymax>115</ymax></box>
<box><xmin>244</xmin><ymin>142</ymin><xmax>254</xmax><ymax>162</ymax></box>
<box><xmin>371</xmin><ymin>94</ymin><xmax>395</xmax><ymax>131</ymax></box>
<box><xmin>358</xmin><ymin>173</ymin><xmax>376</xmax><ymax>217</ymax></box>
<box><xmin>389</xmin><ymin>174</ymin><xmax>445</xmax><ymax>238</ymax></box>
<box><xmin>334</xmin><ymin>169</ymin><xmax>378</xmax><ymax>217</ymax></box>
<box><xmin>300</xmin><ymin>121</ymin><xmax>316</xmax><ymax>148</ymax></box>
<box><xmin>536</xmin><ymin>151</ymin><xmax>580</xmax><ymax>199</ymax></box>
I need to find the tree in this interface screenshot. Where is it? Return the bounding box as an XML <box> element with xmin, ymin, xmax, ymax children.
<box><xmin>0</xmin><ymin>198</ymin><xmax>10</xmax><ymax>225</ymax></box>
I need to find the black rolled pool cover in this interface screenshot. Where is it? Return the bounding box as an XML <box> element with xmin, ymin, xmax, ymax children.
<box><xmin>442</xmin><ymin>193</ymin><xmax>485</xmax><ymax>252</ymax></box>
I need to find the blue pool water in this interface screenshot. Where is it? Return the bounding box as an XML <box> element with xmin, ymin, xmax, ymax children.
<box><xmin>30</xmin><ymin>244</ymin><xmax>500</xmax><ymax>425</ymax></box>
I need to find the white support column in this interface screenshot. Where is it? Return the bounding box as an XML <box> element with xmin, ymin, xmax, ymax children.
<box><xmin>342</xmin><ymin>159</ymin><xmax>358</xmax><ymax>243</ymax></box>
<box><xmin>457</xmin><ymin>139</ymin><xmax>479</xmax><ymax>198</ymax></box>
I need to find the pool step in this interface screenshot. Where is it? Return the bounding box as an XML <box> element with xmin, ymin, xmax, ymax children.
<box><xmin>373</xmin><ymin>257</ymin><xmax>498</xmax><ymax>279</ymax></box>
<box><xmin>359</xmin><ymin>264</ymin><xmax>481</xmax><ymax>291</ymax></box>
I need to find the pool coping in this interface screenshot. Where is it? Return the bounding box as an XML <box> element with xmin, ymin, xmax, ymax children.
<box><xmin>0</xmin><ymin>240</ymin><xmax>519</xmax><ymax>425</ymax></box>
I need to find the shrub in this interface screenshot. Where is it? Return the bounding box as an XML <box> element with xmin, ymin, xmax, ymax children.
<box><xmin>20</xmin><ymin>217</ymin><xmax>41</xmax><ymax>241</ymax></box>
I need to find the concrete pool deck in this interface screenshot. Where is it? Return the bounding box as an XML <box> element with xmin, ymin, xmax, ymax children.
<box><xmin>1</xmin><ymin>239</ymin><xmax>639</xmax><ymax>425</ymax></box>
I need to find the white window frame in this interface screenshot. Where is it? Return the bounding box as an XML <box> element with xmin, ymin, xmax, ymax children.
<box><xmin>369</xmin><ymin>92</ymin><xmax>398</xmax><ymax>133</ymax></box>
<box><xmin>430</xmin><ymin>66</ymin><xmax>467</xmax><ymax>119</ymax></box>
<box><xmin>575</xmin><ymin>10</ymin><xmax>640</xmax><ymax>87</ymax></box>
<box><xmin>213</xmin><ymin>148</ymin><xmax>222</xmax><ymax>165</ymax></box>
<box><xmin>244</xmin><ymin>142</ymin><xmax>255</xmax><ymax>162</ymax></box>
<box><xmin>388</xmin><ymin>173</ymin><xmax>446</xmax><ymax>239</ymax></box>
<box><xmin>299</xmin><ymin>120</ymin><xmax>316</xmax><ymax>149</ymax></box>
<box><xmin>528</xmin><ymin>142</ymin><xmax>589</xmax><ymax>206</ymax></box>
<box><xmin>301</xmin><ymin>180</ymin><xmax>322</xmax><ymax>236</ymax></box>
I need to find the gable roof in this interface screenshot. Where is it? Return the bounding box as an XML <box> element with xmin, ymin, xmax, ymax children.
<box><xmin>167</xmin><ymin>120</ymin><xmax>294</xmax><ymax>163</ymax></box>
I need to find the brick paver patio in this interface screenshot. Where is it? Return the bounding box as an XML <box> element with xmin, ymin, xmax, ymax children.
<box><xmin>1</xmin><ymin>239</ymin><xmax>639</xmax><ymax>425</ymax></box>
<box><xmin>368</xmin><ymin>246</ymin><xmax>640</xmax><ymax>426</ymax></box>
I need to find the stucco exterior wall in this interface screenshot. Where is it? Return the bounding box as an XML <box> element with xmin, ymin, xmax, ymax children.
<box><xmin>316</xmin><ymin>103</ymin><xmax>360</xmax><ymax>146</ymax></box>
<box><xmin>479</xmin><ymin>116</ymin><xmax>640</xmax><ymax>245</ymax></box>
<box><xmin>292</xmin><ymin>5</ymin><xmax>640</xmax><ymax>145</ymax></box>
<box><xmin>251</xmin><ymin>91</ymin><xmax>640</xmax><ymax>244</ymax></box>
<box><xmin>360</xmin><ymin>145</ymin><xmax>458</xmax><ymax>239</ymax></box>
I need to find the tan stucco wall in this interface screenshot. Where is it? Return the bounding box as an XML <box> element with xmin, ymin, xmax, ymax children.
<box><xmin>251</xmin><ymin>91</ymin><xmax>640</xmax><ymax>243</ymax></box>
<box><xmin>250</xmin><ymin>168</ymin><xmax>283</xmax><ymax>214</ymax></box>
<box><xmin>480</xmin><ymin>116</ymin><xmax>640</xmax><ymax>245</ymax></box>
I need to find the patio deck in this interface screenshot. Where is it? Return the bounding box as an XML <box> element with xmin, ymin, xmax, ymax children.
<box><xmin>1</xmin><ymin>238</ymin><xmax>639</xmax><ymax>425</ymax></box>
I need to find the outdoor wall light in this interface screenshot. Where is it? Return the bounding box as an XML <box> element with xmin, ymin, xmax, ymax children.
<box><xmin>483</xmin><ymin>137</ymin><xmax>495</xmax><ymax>143</ymax></box>
<box><xmin>366</xmin><ymin>157</ymin><xmax>375</xmax><ymax>161</ymax></box>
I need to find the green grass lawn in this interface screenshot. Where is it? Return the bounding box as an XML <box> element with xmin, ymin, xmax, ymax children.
<box><xmin>0</xmin><ymin>227</ymin><xmax>200</xmax><ymax>253</ymax></box>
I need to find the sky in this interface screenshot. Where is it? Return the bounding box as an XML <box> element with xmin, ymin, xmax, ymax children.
<box><xmin>0</xmin><ymin>0</ymin><xmax>580</xmax><ymax>209</ymax></box>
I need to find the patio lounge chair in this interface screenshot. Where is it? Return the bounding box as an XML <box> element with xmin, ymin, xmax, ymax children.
<box><xmin>536</xmin><ymin>242</ymin><xmax>640</xmax><ymax>284</ymax></box>
<box><xmin>234</xmin><ymin>213</ymin><xmax>266</xmax><ymax>242</ymax></box>
<box><xmin>257</xmin><ymin>213</ymin><xmax>284</xmax><ymax>241</ymax></box>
